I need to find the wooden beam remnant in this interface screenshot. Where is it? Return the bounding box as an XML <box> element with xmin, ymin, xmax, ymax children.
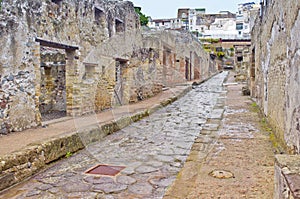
<box><xmin>35</xmin><ymin>37</ymin><xmax>79</xmax><ymax>51</ymax></box>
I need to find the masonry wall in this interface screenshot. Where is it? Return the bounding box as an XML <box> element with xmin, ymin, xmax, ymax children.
<box><xmin>0</xmin><ymin>0</ymin><xmax>215</xmax><ymax>135</ymax></box>
<box><xmin>142</xmin><ymin>30</ymin><xmax>214</xmax><ymax>85</ymax></box>
<box><xmin>252</xmin><ymin>0</ymin><xmax>300</xmax><ymax>153</ymax></box>
<box><xmin>0</xmin><ymin>0</ymin><xmax>140</xmax><ymax>134</ymax></box>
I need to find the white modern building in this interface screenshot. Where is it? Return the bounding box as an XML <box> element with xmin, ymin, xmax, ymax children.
<box><xmin>185</xmin><ymin>10</ymin><xmax>238</xmax><ymax>39</ymax></box>
<box><xmin>236</xmin><ymin>2</ymin><xmax>260</xmax><ymax>39</ymax></box>
<box><xmin>148</xmin><ymin>18</ymin><xmax>182</xmax><ymax>30</ymax></box>
<box><xmin>201</xmin><ymin>18</ymin><xmax>238</xmax><ymax>39</ymax></box>
<box><xmin>148</xmin><ymin>2</ymin><xmax>260</xmax><ymax>40</ymax></box>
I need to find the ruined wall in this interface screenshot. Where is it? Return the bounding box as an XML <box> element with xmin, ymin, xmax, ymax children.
<box><xmin>252</xmin><ymin>0</ymin><xmax>300</xmax><ymax>153</ymax></box>
<box><xmin>0</xmin><ymin>0</ymin><xmax>214</xmax><ymax>135</ymax></box>
<box><xmin>0</xmin><ymin>0</ymin><xmax>139</xmax><ymax>133</ymax></box>
<box><xmin>142</xmin><ymin>30</ymin><xmax>214</xmax><ymax>86</ymax></box>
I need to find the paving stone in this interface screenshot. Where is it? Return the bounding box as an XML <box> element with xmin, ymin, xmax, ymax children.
<box><xmin>67</xmin><ymin>192</ymin><xmax>98</xmax><ymax>198</ymax></box>
<box><xmin>159</xmin><ymin>149</ymin><xmax>174</xmax><ymax>155</ymax></box>
<box><xmin>120</xmin><ymin>168</ymin><xmax>135</xmax><ymax>175</ymax></box>
<box><xmin>37</xmin><ymin>184</ymin><xmax>53</xmax><ymax>191</ymax></box>
<box><xmin>116</xmin><ymin>175</ymin><xmax>136</xmax><ymax>185</ymax></box>
<box><xmin>149</xmin><ymin>176</ymin><xmax>176</xmax><ymax>188</ymax></box>
<box><xmin>202</xmin><ymin>123</ymin><xmax>220</xmax><ymax>131</ymax></box>
<box><xmin>48</xmin><ymin>187</ymin><xmax>60</xmax><ymax>194</ymax></box>
<box><xmin>62</xmin><ymin>182</ymin><xmax>91</xmax><ymax>193</ymax></box>
<box><xmin>25</xmin><ymin>189</ymin><xmax>41</xmax><ymax>197</ymax></box>
<box><xmin>146</xmin><ymin>161</ymin><xmax>164</xmax><ymax>168</ymax></box>
<box><xmin>128</xmin><ymin>182</ymin><xmax>153</xmax><ymax>195</ymax></box>
<box><xmin>92</xmin><ymin>183</ymin><xmax>127</xmax><ymax>194</ymax></box>
<box><xmin>84</xmin><ymin>176</ymin><xmax>114</xmax><ymax>184</ymax></box>
<box><xmin>36</xmin><ymin>176</ymin><xmax>63</xmax><ymax>185</ymax></box>
<box><xmin>154</xmin><ymin>155</ymin><xmax>174</xmax><ymax>163</ymax></box>
<box><xmin>135</xmin><ymin>165</ymin><xmax>159</xmax><ymax>174</ymax></box>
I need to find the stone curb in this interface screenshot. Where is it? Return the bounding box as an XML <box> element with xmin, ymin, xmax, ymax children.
<box><xmin>0</xmin><ymin>85</ymin><xmax>193</xmax><ymax>192</ymax></box>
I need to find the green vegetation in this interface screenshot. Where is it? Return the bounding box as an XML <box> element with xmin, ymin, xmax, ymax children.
<box><xmin>134</xmin><ymin>7</ymin><xmax>149</xmax><ymax>26</ymax></box>
<box><xmin>216</xmin><ymin>51</ymin><xmax>225</xmax><ymax>58</ymax></box>
<box><xmin>270</xmin><ymin>132</ymin><xmax>279</xmax><ymax>149</ymax></box>
<box><xmin>201</xmin><ymin>38</ymin><xmax>225</xmax><ymax>59</ymax></box>
<box><xmin>200</xmin><ymin>38</ymin><xmax>221</xmax><ymax>43</ymax></box>
<box><xmin>250</xmin><ymin>101</ymin><xmax>283</xmax><ymax>153</ymax></box>
<box><xmin>65</xmin><ymin>151</ymin><xmax>73</xmax><ymax>158</ymax></box>
<box><xmin>251</xmin><ymin>102</ymin><xmax>258</xmax><ymax>107</ymax></box>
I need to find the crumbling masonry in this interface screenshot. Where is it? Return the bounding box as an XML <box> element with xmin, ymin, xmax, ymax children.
<box><xmin>251</xmin><ymin>0</ymin><xmax>300</xmax><ymax>198</ymax></box>
<box><xmin>0</xmin><ymin>0</ymin><xmax>215</xmax><ymax>134</ymax></box>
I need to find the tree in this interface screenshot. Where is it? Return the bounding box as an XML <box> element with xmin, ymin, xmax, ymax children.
<box><xmin>134</xmin><ymin>7</ymin><xmax>149</xmax><ymax>26</ymax></box>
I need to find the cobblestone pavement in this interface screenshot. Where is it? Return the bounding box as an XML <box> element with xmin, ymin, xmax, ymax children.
<box><xmin>164</xmin><ymin>72</ymin><xmax>275</xmax><ymax>199</ymax></box>
<box><xmin>0</xmin><ymin>72</ymin><xmax>228</xmax><ymax>199</ymax></box>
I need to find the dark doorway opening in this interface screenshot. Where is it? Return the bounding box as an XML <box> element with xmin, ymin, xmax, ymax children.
<box><xmin>114</xmin><ymin>59</ymin><xmax>127</xmax><ymax>105</ymax></box>
<box><xmin>185</xmin><ymin>59</ymin><xmax>189</xmax><ymax>80</ymax></box>
<box><xmin>39</xmin><ymin>47</ymin><xmax>67</xmax><ymax>121</ymax></box>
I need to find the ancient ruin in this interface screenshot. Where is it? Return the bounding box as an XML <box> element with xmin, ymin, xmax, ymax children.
<box><xmin>252</xmin><ymin>0</ymin><xmax>300</xmax><ymax>197</ymax></box>
<box><xmin>0</xmin><ymin>0</ymin><xmax>215</xmax><ymax>135</ymax></box>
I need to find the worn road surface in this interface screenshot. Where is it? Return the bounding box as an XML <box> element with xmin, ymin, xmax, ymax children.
<box><xmin>0</xmin><ymin>71</ymin><xmax>275</xmax><ymax>199</ymax></box>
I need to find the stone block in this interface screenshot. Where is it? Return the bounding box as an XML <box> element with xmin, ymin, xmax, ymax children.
<box><xmin>275</xmin><ymin>155</ymin><xmax>300</xmax><ymax>199</ymax></box>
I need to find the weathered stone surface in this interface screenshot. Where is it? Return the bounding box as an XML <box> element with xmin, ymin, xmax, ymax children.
<box><xmin>0</xmin><ymin>72</ymin><xmax>228</xmax><ymax>197</ymax></box>
<box><xmin>135</xmin><ymin>166</ymin><xmax>159</xmax><ymax>174</ymax></box>
<box><xmin>62</xmin><ymin>182</ymin><xmax>91</xmax><ymax>193</ymax></box>
<box><xmin>84</xmin><ymin>176</ymin><xmax>114</xmax><ymax>185</ymax></box>
<box><xmin>92</xmin><ymin>183</ymin><xmax>127</xmax><ymax>194</ymax></box>
<box><xmin>26</xmin><ymin>190</ymin><xmax>41</xmax><ymax>197</ymax></box>
<box><xmin>0</xmin><ymin>173</ymin><xmax>15</xmax><ymax>191</ymax></box>
<box><xmin>275</xmin><ymin>155</ymin><xmax>300</xmax><ymax>199</ymax></box>
<box><xmin>116</xmin><ymin>175</ymin><xmax>136</xmax><ymax>185</ymax></box>
<box><xmin>128</xmin><ymin>182</ymin><xmax>153</xmax><ymax>195</ymax></box>
<box><xmin>0</xmin><ymin>0</ymin><xmax>215</xmax><ymax>136</ymax></box>
<box><xmin>37</xmin><ymin>184</ymin><xmax>53</xmax><ymax>191</ymax></box>
<box><xmin>252</xmin><ymin>0</ymin><xmax>300</xmax><ymax>153</ymax></box>
<box><xmin>149</xmin><ymin>177</ymin><xmax>176</xmax><ymax>188</ymax></box>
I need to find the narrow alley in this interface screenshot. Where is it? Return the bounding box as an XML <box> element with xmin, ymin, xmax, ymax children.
<box><xmin>0</xmin><ymin>72</ymin><xmax>275</xmax><ymax>198</ymax></box>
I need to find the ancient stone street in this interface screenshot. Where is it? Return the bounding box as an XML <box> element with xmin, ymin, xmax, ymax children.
<box><xmin>0</xmin><ymin>72</ymin><xmax>232</xmax><ymax>198</ymax></box>
<box><xmin>1</xmin><ymin>0</ymin><xmax>300</xmax><ymax>197</ymax></box>
<box><xmin>1</xmin><ymin>71</ymin><xmax>277</xmax><ymax>199</ymax></box>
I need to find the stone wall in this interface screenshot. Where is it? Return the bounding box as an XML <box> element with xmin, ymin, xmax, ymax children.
<box><xmin>142</xmin><ymin>30</ymin><xmax>215</xmax><ymax>85</ymax></box>
<box><xmin>40</xmin><ymin>48</ymin><xmax>66</xmax><ymax>116</ymax></box>
<box><xmin>0</xmin><ymin>0</ymin><xmax>140</xmax><ymax>133</ymax></box>
<box><xmin>252</xmin><ymin>1</ymin><xmax>300</xmax><ymax>197</ymax></box>
<box><xmin>252</xmin><ymin>0</ymin><xmax>300</xmax><ymax>153</ymax></box>
<box><xmin>0</xmin><ymin>0</ymin><xmax>215</xmax><ymax>134</ymax></box>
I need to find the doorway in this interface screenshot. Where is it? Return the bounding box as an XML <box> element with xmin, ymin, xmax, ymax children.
<box><xmin>35</xmin><ymin>38</ymin><xmax>79</xmax><ymax>121</ymax></box>
<box><xmin>39</xmin><ymin>48</ymin><xmax>67</xmax><ymax>121</ymax></box>
<box><xmin>114</xmin><ymin>59</ymin><xmax>127</xmax><ymax>105</ymax></box>
<box><xmin>185</xmin><ymin>59</ymin><xmax>189</xmax><ymax>80</ymax></box>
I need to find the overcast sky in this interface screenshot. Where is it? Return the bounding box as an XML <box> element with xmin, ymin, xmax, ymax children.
<box><xmin>129</xmin><ymin>0</ymin><xmax>260</xmax><ymax>19</ymax></box>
